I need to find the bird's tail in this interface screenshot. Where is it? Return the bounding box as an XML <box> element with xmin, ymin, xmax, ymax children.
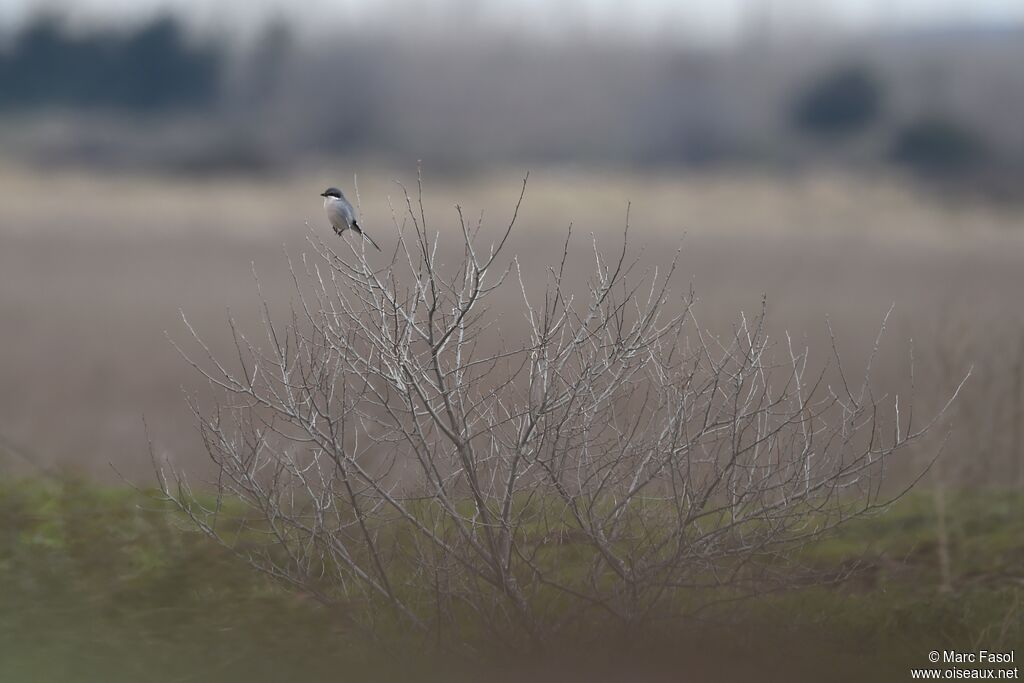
<box><xmin>355</xmin><ymin>221</ymin><xmax>381</xmax><ymax>251</ymax></box>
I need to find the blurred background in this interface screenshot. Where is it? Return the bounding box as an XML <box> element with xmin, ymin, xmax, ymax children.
<box><xmin>1</xmin><ymin>0</ymin><xmax>1022</xmax><ymax>489</ymax></box>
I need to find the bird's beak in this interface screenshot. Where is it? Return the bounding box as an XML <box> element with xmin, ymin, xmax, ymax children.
<box><xmin>319</xmin><ymin>192</ymin><xmax>327</xmax><ymax>197</ymax></box>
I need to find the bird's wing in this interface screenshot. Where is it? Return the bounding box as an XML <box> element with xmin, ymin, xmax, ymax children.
<box><xmin>327</xmin><ymin>199</ymin><xmax>356</xmax><ymax>232</ymax></box>
<box><xmin>341</xmin><ymin>198</ymin><xmax>358</xmax><ymax>224</ymax></box>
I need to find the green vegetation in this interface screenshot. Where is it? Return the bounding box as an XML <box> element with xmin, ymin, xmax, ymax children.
<box><xmin>1</xmin><ymin>478</ymin><xmax>1020</xmax><ymax>682</ymax></box>
<box><xmin>890</xmin><ymin>118</ymin><xmax>989</xmax><ymax>175</ymax></box>
<box><xmin>0</xmin><ymin>15</ymin><xmax>221</xmax><ymax>111</ymax></box>
<box><xmin>792</xmin><ymin>64</ymin><xmax>884</xmax><ymax>138</ymax></box>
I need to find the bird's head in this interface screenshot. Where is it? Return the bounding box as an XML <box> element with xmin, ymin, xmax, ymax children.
<box><xmin>320</xmin><ymin>187</ymin><xmax>343</xmax><ymax>199</ymax></box>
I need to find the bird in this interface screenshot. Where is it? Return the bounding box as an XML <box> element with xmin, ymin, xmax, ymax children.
<box><xmin>320</xmin><ymin>186</ymin><xmax>380</xmax><ymax>251</ymax></box>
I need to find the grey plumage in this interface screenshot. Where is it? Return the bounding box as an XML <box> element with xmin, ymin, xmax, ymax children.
<box><xmin>320</xmin><ymin>187</ymin><xmax>380</xmax><ymax>251</ymax></box>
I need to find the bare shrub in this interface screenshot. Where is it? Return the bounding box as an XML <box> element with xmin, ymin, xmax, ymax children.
<box><xmin>155</xmin><ymin>175</ymin><xmax>962</xmax><ymax>648</ymax></box>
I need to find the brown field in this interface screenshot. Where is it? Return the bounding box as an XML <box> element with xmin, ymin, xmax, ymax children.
<box><xmin>1</xmin><ymin>162</ymin><xmax>1022</xmax><ymax>483</ymax></box>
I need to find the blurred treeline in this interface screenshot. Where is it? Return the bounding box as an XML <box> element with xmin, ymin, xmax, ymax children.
<box><xmin>2</xmin><ymin>12</ymin><xmax>1024</xmax><ymax>185</ymax></box>
<box><xmin>0</xmin><ymin>15</ymin><xmax>219</xmax><ymax>111</ymax></box>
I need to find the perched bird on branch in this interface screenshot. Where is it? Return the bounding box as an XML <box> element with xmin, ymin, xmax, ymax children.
<box><xmin>320</xmin><ymin>186</ymin><xmax>380</xmax><ymax>251</ymax></box>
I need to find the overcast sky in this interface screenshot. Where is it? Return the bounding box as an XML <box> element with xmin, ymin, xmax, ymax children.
<box><xmin>4</xmin><ymin>0</ymin><xmax>1024</xmax><ymax>43</ymax></box>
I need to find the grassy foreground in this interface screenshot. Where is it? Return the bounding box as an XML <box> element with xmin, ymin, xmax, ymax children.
<box><xmin>1</xmin><ymin>477</ymin><xmax>1021</xmax><ymax>682</ymax></box>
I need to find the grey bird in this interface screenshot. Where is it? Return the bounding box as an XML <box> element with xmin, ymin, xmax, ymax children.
<box><xmin>320</xmin><ymin>187</ymin><xmax>380</xmax><ymax>251</ymax></box>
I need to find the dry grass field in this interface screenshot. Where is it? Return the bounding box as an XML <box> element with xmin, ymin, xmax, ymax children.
<box><xmin>1</xmin><ymin>162</ymin><xmax>1022</xmax><ymax>483</ymax></box>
